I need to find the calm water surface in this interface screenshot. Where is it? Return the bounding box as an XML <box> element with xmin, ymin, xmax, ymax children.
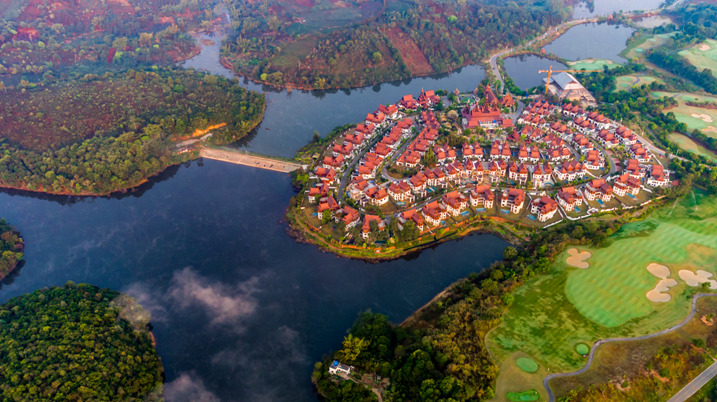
<box><xmin>542</xmin><ymin>22</ymin><xmax>635</xmax><ymax>63</ymax></box>
<box><xmin>502</xmin><ymin>55</ymin><xmax>568</xmax><ymax>91</ymax></box>
<box><xmin>572</xmin><ymin>0</ymin><xmax>665</xmax><ymax>18</ymax></box>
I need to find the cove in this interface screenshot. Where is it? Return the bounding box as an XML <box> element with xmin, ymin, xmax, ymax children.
<box><xmin>542</xmin><ymin>23</ymin><xmax>635</xmax><ymax>63</ymax></box>
<box><xmin>503</xmin><ymin>55</ymin><xmax>568</xmax><ymax>91</ymax></box>
<box><xmin>0</xmin><ymin>160</ymin><xmax>508</xmax><ymax>402</ymax></box>
<box><xmin>182</xmin><ymin>33</ymin><xmax>486</xmax><ymax>158</ymax></box>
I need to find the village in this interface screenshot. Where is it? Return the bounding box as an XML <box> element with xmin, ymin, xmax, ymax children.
<box><xmin>299</xmin><ymin>73</ymin><xmax>676</xmax><ymax>246</ymax></box>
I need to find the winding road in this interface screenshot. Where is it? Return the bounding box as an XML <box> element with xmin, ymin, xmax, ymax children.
<box><xmin>543</xmin><ymin>293</ymin><xmax>717</xmax><ymax>402</ymax></box>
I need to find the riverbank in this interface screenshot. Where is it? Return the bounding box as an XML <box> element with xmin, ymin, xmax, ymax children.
<box><xmin>0</xmin><ymin>219</ymin><xmax>24</xmax><ymax>281</ymax></box>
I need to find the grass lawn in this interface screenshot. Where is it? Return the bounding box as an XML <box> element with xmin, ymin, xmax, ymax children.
<box><xmin>487</xmin><ymin>191</ymin><xmax>717</xmax><ymax>397</ymax></box>
<box><xmin>613</xmin><ymin>189</ymin><xmax>652</xmax><ymax>207</ymax></box>
<box><xmin>678</xmin><ymin>39</ymin><xmax>717</xmax><ymax>78</ymax></box>
<box><xmin>613</xmin><ymin>75</ymin><xmax>664</xmax><ymax>92</ymax></box>
<box><xmin>567</xmin><ymin>59</ymin><xmax>620</xmax><ymax>71</ymax></box>
<box><xmin>548</xmin><ymin>296</ymin><xmax>717</xmax><ymax>398</ymax></box>
<box><xmin>493</xmin><ymin>352</ymin><xmax>551</xmax><ymax>402</ymax></box>
<box><xmin>669</xmin><ymin>132</ymin><xmax>717</xmax><ymax>162</ymax></box>
<box><xmin>651</xmin><ymin>92</ymin><xmax>717</xmax><ymax>136</ymax></box>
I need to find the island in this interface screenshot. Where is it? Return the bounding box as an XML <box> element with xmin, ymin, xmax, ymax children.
<box><xmin>0</xmin><ymin>67</ymin><xmax>265</xmax><ymax>195</ymax></box>
<box><xmin>0</xmin><ymin>218</ymin><xmax>23</xmax><ymax>280</ymax></box>
<box><xmin>0</xmin><ymin>282</ymin><xmax>164</xmax><ymax>401</ymax></box>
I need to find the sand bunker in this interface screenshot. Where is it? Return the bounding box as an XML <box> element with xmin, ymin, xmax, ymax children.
<box><xmin>691</xmin><ymin>113</ymin><xmax>714</xmax><ymax>123</ymax></box>
<box><xmin>647</xmin><ymin>263</ymin><xmax>671</xmax><ymax>279</ymax></box>
<box><xmin>704</xmin><ymin>126</ymin><xmax>717</xmax><ymax>133</ymax></box>
<box><xmin>700</xmin><ymin>44</ymin><xmax>712</xmax><ymax>51</ymax></box>
<box><xmin>679</xmin><ymin>270</ymin><xmax>717</xmax><ymax>289</ymax></box>
<box><xmin>566</xmin><ymin>249</ymin><xmax>591</xmax><ymax>269</ymax></box>
<box><xmin>646</xmin><ymin>264</ymin><xmax>677</xmax><ymax>302</ymax></box>
<box><xmin>647</xmin><ymin>279</ymin><xmax>678</xmax><ymax>302</ymax></box>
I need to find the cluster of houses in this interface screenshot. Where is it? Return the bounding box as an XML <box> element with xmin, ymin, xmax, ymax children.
<box><xmin>304</xmin><ymin>86</ymin><xmax>675</xmax><ymax>243</ymax></box>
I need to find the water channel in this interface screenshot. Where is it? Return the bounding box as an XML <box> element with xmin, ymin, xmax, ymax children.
<box><xmin>0</xmin><ymin>13</ymin><xmax>639</xmax><ymax>402</ymax></box>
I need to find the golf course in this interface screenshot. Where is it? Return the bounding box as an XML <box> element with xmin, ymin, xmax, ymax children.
<box><xmin>652</xmin><ymin>92</ymin><xmax>717</xmax><ymax>136</ymax></box>
<box><xmin>621</xmin><ymin>32</ymin><xmax>680</xmax><ymax>60</ymax></box>
<box><xmin>678</xmin><ymin>39</ymin><xmax>717</xmax><ymax>78</ymax></box>
<box><xmin>487</xmin><ymin>191</ymin><xmax>717</xmax><ymax>402</ymax></box>
<box><xmin>614</xmin><ymin>75</ymin><xmax>664</xmax><ymax>92</ymax></box>
<box><xmin>668</xmin><ymin>132</ymin><xmax>717</xmax><ymax>162</ymax></box>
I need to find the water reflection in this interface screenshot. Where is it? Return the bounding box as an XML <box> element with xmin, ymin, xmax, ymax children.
<box><xmin>572</xmin><ymin>0</ymin><xmax>665</xmax><ymax>18</ymax></box>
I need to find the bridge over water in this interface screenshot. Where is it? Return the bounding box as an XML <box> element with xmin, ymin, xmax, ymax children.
<box><xmin>199</xmin><ymin>147</ymin><xmax>306</xmax><ymax>173</ymax></box>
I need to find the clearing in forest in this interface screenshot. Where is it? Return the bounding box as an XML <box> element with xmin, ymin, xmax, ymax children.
<box><xmin>678</xmin><ymin>38</ymin><xmax>717</xmax><ymax>78</ymax></box>
<box><xmin>383</xmin><ymin>28</ymin><xmax>434</xmax><ymax>76</ymax></box>
<box><xmin>487</xmin><ymin>191</ymin><xmax>717</xmax><ymax>402</ymax></box>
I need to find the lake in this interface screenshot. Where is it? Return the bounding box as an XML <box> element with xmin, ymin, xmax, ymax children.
<box><xmin>0</xmin><ymin>162</ymin><xmax>507</xmax><ymax>402</ymax></box>
<box><xmin>542</xmin><ymin>22</ymin><xmax>635</xmax><ymax>63</ymax></box>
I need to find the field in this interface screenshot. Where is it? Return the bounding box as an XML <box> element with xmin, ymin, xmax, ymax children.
<box><xmin>273</xmin><ymin>38</ymin><xmax>319</xmax><ymax>69</ymax></box>
<box><xmin>669</xmin><ymin>132</ymin><xmax>717</xmax><ymax>162</ymax></box>
<box><xmin>487</xmin><ymin>192</ymin><xmax>717</xmax><ymax>402</ymax></box>
<box><xmin>678</xmin><ymin>39</ymin><xmax>717</xmax><ymax>78</ymax></box>
<box><xmin>651</xmin><ymin>92</ymin><xmax>717</xmax><ymax>136</ymax></box>
<box><xmin>382</xmin><ymin>28</ymin><xmax>434</xmax><ymax>76</ymax></box>
<box><xmin>567</xmin><ymin>59</ymin><xmax>620</xmax><ymax>71</ymax></box>
<box><xmin>613</xmin><ymin>75</ymin><xmax>664</xmax><ymax>92</ymax></box>
<box><xmin>622</xmin><ymin>32</ymin><xmax>679</xmax><ymax>60</ymax></box>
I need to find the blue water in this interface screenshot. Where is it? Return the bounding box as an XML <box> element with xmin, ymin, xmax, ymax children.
<box><xmin>0</xmin><ymin>161</ymin><xmax>508</xmax><ymax>402</ymax></box>
<box><xmin>527</xmin><ymin>215</ymin><xmax>536</xmax><ymax>221</ymax></box>
<box><xmin>597</xmin><ymin>199</ymin><xmax>605</xmax><ymax>205</ymax></box>
<box><xmin>500</xmin><ymin>209</ymin><xmax>511</xmax><ymax>214</ymax></box>
<box><xmin>461</xmin><ymin>211</ymin><xmax>470</xmax><ymax>216</ymax></box>
<box><xmin>475</xmin><ymin>208</ymin><xmax>486</xmax><ymax>213</ymax></box>
<box><xmin>628</xmin><ymin>193</ymin><xmax>636</xmax><ymax>199</ymax></box>
<box><xmin>542</xmin><ymin>23</ymin><xmax>635</xmax><ymax>63</ymax></box>
<box><xmin>574</xmin><ymin>207</ymin><xmax>581</xmax><ymax>212</ymax></box>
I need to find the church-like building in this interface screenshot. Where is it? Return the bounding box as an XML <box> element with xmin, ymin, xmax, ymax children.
<box><xmin>461</xmin><ymin>85</ymin><xmax>514</xmax><ymax>130</ymax></box>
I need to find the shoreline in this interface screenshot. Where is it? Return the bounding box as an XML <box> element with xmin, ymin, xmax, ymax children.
<box><xmin>285</xmin><ymin>207</ymin><xmax>525</xmax><ymax>262</ymax></box>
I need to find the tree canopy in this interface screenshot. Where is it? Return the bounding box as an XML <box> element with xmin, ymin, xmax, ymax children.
<box><xmin>0</xmin><ymin>283</ymin><xmax>164</xmax><ymax>401</ymax></box>
<box><xmin>0</xmin><ymin>218</ymin><xmax>23</xmax><ymax>279</ymax></box>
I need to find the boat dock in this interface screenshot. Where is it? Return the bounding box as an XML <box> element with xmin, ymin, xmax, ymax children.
<box><xmin>199</xmin><ymin>147</ymin><xmax>305</xmax><ymax>173</ymax></box>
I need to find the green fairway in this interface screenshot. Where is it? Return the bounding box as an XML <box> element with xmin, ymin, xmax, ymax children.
<box><xmin>613</xmin><ymin>75</ymin><xmax>664</xmax><ymax>92</ymax></box>
<box><xmin>650</xmin><ymin>92</ymin><xmax>717</xmax><ymax>136</ymax></box>
<box><xmin>516</xmin><ymin>358</ymin><xmax>539</xmax><ymax>373</ymax></box>
<box><xmin>622</xmin><ymin>32</ymin><xmax>679</xmax><ymax>60</ymax></box>
<box><xmin>488</xmin><ymin>192</ymin><xmax>717</xmax><ymax>392</ymax></box>
<box><xmin>507</xmin><ymin>390</ymin><xmax>540</xmax><ymax>402</ymax></box>
<box><xmin>576</xmin><ymin>344</ymin><xmax>589</xmax><ymax>355</ymax></box>
<box><xmin>669</xmin><ymin>132</ymin><xmax>717</xmax><ymax>162</ymax></box>
<box><xmin>678</xmin><ymin>39</ymin><xmax>717</xmax><ymax>78</ymax></box>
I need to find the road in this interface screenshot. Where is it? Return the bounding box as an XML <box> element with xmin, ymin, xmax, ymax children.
<box><xmin>667</xmin><ymin>360</ymin><xmax>717</xmax><ymax>402</ymax></box>
<box><xmin>543</xmin><ymin>293</ymin><xmax>717</xmax><ymax>402</ymax></box>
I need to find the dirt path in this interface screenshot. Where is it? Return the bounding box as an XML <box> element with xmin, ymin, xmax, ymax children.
<box><xmin>543</xmin><ymin>293</ymin><xmax>717</xmax><ymax>402</ymax></box>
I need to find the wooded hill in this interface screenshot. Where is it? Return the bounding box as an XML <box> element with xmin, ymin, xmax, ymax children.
<box><xmin>0</xmin><ymin>67</ymin><xmax>265</xmax><ymax>195</ymax></box>
<box><xmin>221</xmin><ymin>0</ymin><xmax>573</xmax><ymax>89</ymax></box>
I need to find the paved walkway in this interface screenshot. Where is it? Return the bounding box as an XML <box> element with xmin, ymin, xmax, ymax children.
<box><xmin>543</xmin><ymin>293</ymin><xmax>717</xmax><ymax>402</ymax></box>
<box><xmin>199</xmin><ymin>148</ymin><xmax>305</xmax><ymax>173</ymax></box>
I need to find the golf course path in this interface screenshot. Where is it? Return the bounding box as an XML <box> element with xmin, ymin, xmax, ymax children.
<box><xmin>543</xmin><ymin>293</ymin><xmax>717</xmax><ymax>402</ymax></box>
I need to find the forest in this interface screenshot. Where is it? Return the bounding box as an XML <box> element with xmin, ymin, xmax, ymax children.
<box><xmin>0</xmin><ymin>283</ymin><xmax>164</xmax><ymax>401</ymax></box>
<box><xmin>0</xmin><ymin>67</ymin><xmax>265</xmax><ymax>195</ymax></box>
<box><xmin>0</xmin><ymin>0</ymin><xmax>225</xmax><ymax>79</ymax></box>
<box><xmin>313</xmin><ymin>217</ymin><xmax>649</xmax><ymax>402</ymax></box>
<box><xmin>0</xmin><ymin>218</ymin><xmax>23</xmax><ymax>279</ymax></box>
<box><xmin>221</xmin><ymin>0</ymin><xmax>572</xmax><ymax>89</ymax></box>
